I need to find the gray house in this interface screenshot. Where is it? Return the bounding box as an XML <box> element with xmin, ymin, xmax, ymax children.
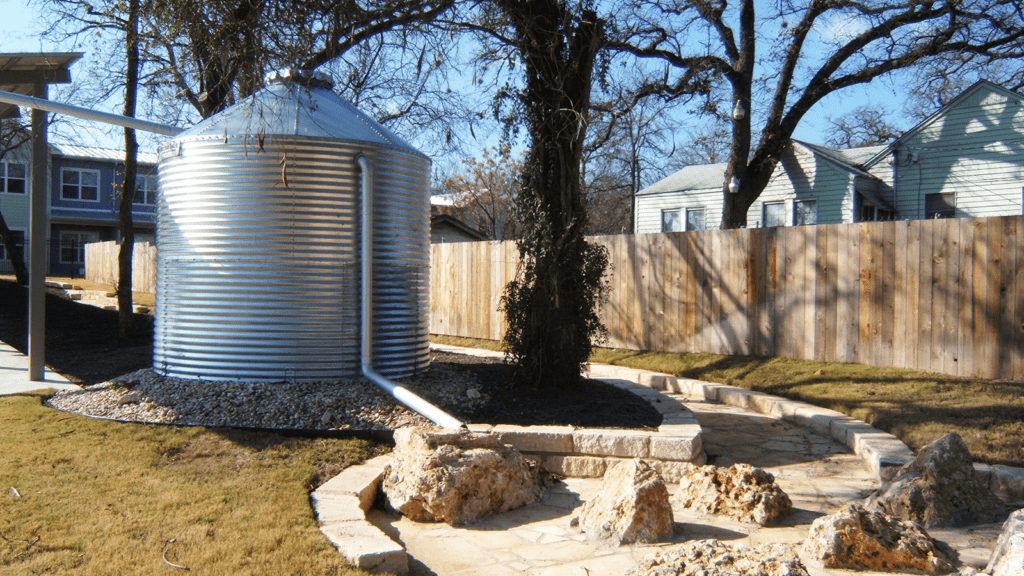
<box><xmin>635</xmin><ymin>80</ymin><xmax>1024</xmax><ymax>232</ymax></box>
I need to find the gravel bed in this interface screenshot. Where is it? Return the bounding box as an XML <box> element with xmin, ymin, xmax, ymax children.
<box><xmin>45</xmin><ymin>362</ymin><xmax>488</xmax><ymax>431</ymax></box>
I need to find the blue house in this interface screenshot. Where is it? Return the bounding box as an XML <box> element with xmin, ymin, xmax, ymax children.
<box><xmin>0</xmin><ymin>142</ymin><xmax>158</xmax><ymax>276</ymax></box>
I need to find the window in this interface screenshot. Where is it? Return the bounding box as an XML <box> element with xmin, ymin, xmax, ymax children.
<box><xmin>685</xmin><ymin>208</ymin><xmax>706</xmax><ymax>231</ymax></box>
<box><xmin>61</xmin><ymin>168</ymin><xmax>100</xmax><ymax>201</ymax></box>
<box><xmin>795</xmin><ymin>200</ymin><xmax>817</xmax><ymax>226</ymax></box>
<box><xmin>661</xmin><ymin>209</ymin><xmax>682</xmax><ymax>232</ymax></box>
<box><xmin>925</xmin><ymin>193</ymin><xmax>955</xmax><ymax>219</ymax></box>
<box><xmin>59</xmin><ymin>231</ymin><xmax>99</xmax><ymax>264</ymax></box>
<box><xmin>0</xmin><ymin>230</ymin><xmax>25</xmax><ymax>260</ymax></box>
<box><xmin>133</xmin><ymin>174</ymin><xmax>158</xmax><ymax>205</ymax></box>
<box><xmin>763</xmin><ymin>201</ymin><xmax>786</xmax><ymax>227</ymax></box>
<box><xmin>1</xmin><ymin>162</ymin><xmax>26</xmax><ymax>194</ymax></box>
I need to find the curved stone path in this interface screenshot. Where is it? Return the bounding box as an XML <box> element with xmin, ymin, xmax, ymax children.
<box><xmin>364</xmin><ymin>396</ymin><xmax>1004</xmax><ymax>576</ymax></box>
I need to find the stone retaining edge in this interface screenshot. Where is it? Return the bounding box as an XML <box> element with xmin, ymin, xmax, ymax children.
<box><xmin>312</xmin><ymin>455</ymin><xmax>407</xmax><ymax>575</ymax></box>
<box><xmin>577</xmin><ymin>359</ymin><xmax>1024</xmax><ymax>506</ymax></box>
<box><xmin>319</xmin><ymin>345</ymin><xmax>1024</xmax><ymax>573</ymax></box>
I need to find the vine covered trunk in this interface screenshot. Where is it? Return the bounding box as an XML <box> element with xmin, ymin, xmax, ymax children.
<box><xmin>498</xmin><ymin>0</ymin><xmax>609</xmax><ymax>390</ymax></box>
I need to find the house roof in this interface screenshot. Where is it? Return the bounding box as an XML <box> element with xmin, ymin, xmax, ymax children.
<box><xmin>791</xmin><ymin>140</ymin><xmax>886</xmax><ymax>177</ymax></box>
<box><xmin>636</xmin><ymin>163</ymin><xmax>727</xmax><ymax>196</ymax></box>
<box><xmin>431</xmin><ymin>213</ymin><xmax>488</xmax><ymax>240</ymax></box>
<box><xmin>862</xmin><ymin>79</ymin><xmax>1024</xmax><ymax>168</ymax></box>
<box><xmin>49</xmin><ymin>143</ymin><xmax>159</xmax><ymax>165</ymax></box>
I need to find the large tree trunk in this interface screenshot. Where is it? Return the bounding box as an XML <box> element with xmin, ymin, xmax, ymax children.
<box><xmin>117</xmin><ymin>0</ymin><xmax>140</xmax><ymax>338</ymax></box>
<box><xmin>0</xmin><ymin>210</ymin><xmax>28</xmax><ymax>285</ymax></box>
<box><xmin>498</xmin><ymin>1</ymin><xmax>609</xmax><ymax>390</ymax></box>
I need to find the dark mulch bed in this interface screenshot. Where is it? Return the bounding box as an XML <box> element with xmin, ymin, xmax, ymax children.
<box><xmin>0</xmin><ymin>279</ymin><xmax>660</xmax><ymax>429</ymax></box>
<box><xmin>434</xmin><ymin>351</ymin><xmax>661</xmax><ymax>429</ymax></box>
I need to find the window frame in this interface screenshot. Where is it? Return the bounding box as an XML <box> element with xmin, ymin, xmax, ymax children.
<box><xmin>0</xmin><ymin>161</ymin><xmax>27</xmax><ymax>194</ymax></box>
<box><xmin>0</xmin><ymin>229</ymin><xmax>25</xmax><ymax>260</ymax></box>
<box><xmin>59</xmin><ymin>231</ymin><xmax>99</xmax><ymax>264</ymax></box>
<box><xmin>661</xmin><ymin>208</ymin><xmax>682</xmax><ymax>233</ymax></box>
<box><xmin>61</xmin><ymin>168</ymin><xmax>101</xmax><ymax>202</ymax></box>
<box><xmin>685</xmin><ymin>207</ymin><xmax>706</xmax><ymax>231</ymax></box>
<box><xmin>925</xmin><ymin>192</ymin><xmax>956</xmax><ymax>219</ymax></box>
<box><xmin>133</xmin><ymin>173</ymin><xmax>158</xmax><ymax>205</ymax></box>
<box><xmin>794</xmin><ymin>199</ymin><xmax>817</xmax><ymax>226</ymax></box>
<box><xmin>763</xmin><ymin>201</ymin><xmax>787</xmax><ymax>228</ymax></box>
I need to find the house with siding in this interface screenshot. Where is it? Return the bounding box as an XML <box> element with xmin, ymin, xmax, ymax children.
<box><xmin>0</xmin><ymin>143</ymin><xmax>157</xmax><ymax>276</ymax></box>
<box><xmin>635</xmin><ymin>80</ymin><xmax>1024</xmax><ymax>232</ymax></box>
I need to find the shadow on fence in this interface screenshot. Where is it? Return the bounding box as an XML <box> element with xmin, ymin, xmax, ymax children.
<box><xmin>429</xmin><ymin>216</ymin><xmax>1024</xmax><ymax>381</ymax></box>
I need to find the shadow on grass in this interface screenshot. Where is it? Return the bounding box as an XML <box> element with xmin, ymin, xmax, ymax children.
<box><xmin>0</xmin><ymin>279</ymin><xmax>153</xmax><ymax>386</ymax></box>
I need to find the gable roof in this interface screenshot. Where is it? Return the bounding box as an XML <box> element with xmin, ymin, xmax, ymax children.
<box><xmin>792</xmin><ymin>140</ymin><xmax>887</xmax><ymax>179</ymax></box>
<box><xmin>862</xmin><ymin>79</ymin><xmax>1024</xmax><ymax>169</ymax></box>
<box><xmin>430</xmin><ymin>213</ymin><xmax>488</xmax><ymax>241</ymax></box>
<box><xmin>49</xmin><ymin>143</ymin><xmax>159</xmax><ymax>165</ymax></box>
<box><xmin>637</xmin><ymin>163</ymin><xmax>727</xmax><ymax>196</ymax></box>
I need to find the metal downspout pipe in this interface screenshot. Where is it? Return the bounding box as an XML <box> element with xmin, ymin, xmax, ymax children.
<box><xmin>0</xmin><ymin>89</ymin><xmax>183</xmax><ymax>136</ymax></box>
<box><xmin>356</xmin><ymin>154</ymin><xmax>466</xmax><ymax>430</ymax></box>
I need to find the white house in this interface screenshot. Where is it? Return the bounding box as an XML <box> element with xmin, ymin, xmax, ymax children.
<box><xmin>635</xmin><ymin>80</ymin><xmax>1024</xmax><ymax>232</ymax></box>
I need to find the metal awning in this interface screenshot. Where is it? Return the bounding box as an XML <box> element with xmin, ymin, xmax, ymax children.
<box><xmin>0</xmin><ymin>53</ymin><xmax>81</xmax><ymax>118</ymax></box>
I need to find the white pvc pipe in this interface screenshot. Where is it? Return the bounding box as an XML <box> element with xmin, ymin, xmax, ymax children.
<box><xmin>357</xmin><ymin>154</ymin><xmax>466</xmax><ymax>430</ymax></box>
<box><xmin>0</xmin><ymin>89</ymin><xmax>183</xmax><ymax>136</ymax></box>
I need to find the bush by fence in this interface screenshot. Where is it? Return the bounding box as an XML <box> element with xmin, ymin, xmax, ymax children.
<box><xmin>84</xmin><ymin>241</ymin><xmax>156</xmax><ymax>293</ymax></box>
<box><xmin>430</xmin><ymin>215</ymin><xmax>1024</xmax><ymax>381</ymax></box>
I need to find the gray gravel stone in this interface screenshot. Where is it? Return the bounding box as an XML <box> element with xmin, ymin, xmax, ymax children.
<box><xmin>46</xmin><ymin>364</ymin><xmax>484</xmax><ymax>431</ymax></box>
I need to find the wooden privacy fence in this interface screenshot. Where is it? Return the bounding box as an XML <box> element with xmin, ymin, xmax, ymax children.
<box><xmin>430</xmin><ymin>215</ymin><xmax>1024</xmax><ymax>381</ymax></box>
<box><xmin>84</xmin><ymin>241</ymin><xmax>157</xmax><ymax>294</ymax></box>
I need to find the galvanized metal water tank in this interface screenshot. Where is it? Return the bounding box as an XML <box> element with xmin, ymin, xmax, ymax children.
<box><xmin>153</xmin><ymin>70</ymin><xmax>431</xmax><ymax>381</ymax></box>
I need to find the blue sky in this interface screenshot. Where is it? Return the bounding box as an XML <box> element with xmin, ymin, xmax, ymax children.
<box><xmin>0</xmin><ymin>0</ymin><xmax>908</xmax><ymax>155</ymax></box>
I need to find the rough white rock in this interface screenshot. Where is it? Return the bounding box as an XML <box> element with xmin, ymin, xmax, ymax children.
<box><xmin>626</xmin><ymin>539</ymin><xmax>808</xmax><ymax>576</ymax></box>
<box><xmin>675</xmin><ymin>463</ymin><xmax>792</xmax><ymax>525</ymax></box>
<box><xmin>802</xmin><ymin>503</ymin><xmax>956</xmax><ymax>574</ymax></box>
<box><xmin>987</xmin><ymin>508</ymin><xmax>1024</xmax><ymax>576</ymax></box>
<box><xmin>865</xmin><ymin>432</ymin><xmax>1003</xmax><ymax>527</ymax></box>
<box><xmin>381</xmin><ymin>427</ymin><xmax>542</xmax><ymax>525</ymax></box>
<box><xmin>575</xmin><ymin>459</ymin><xmax>674</xmax><ymax>546</ymax></box>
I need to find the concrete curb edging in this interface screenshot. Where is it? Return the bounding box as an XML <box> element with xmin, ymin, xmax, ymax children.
<box><xmin>313</xmin><ymin>344</ymin><xmax>1024</xmax><ymax>573</ymax></box>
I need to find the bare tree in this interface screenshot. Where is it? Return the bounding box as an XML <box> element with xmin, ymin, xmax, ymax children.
<box><xmin>442</xmin><ymin>145</ymin><xmax>522</xmax><ymax>240</ymax></box>
<box><xmin>584</xmin><ymin>90</ymin><xmax>688</xmax><ymax>234</ymax></box>
<box><xmin>117</xmin><ymin>0</ymin><xmax>142</xmax><ymax>338</ymax></box>
<box><xmin>825</xmin><ymin>105</ymin><xmax>903</xmax><ymax>148</ymax></box>
<box><xmin>44</xmin><ymin>0</ymin><xmax>149</xmax><ymax>337</ymax></box>
<box><xmin>143</xmin><ymin>0</ymin><xmax>459</xmax><ymax>116</ymax></box>
<box><xmin>611</xmin><ymin>0</ymin><xmax>1024</xmax><ymax>227</ymax></box>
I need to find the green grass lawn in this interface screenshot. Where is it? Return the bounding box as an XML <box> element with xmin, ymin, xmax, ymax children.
<box><xmin>0</xmin><ymin>391</ymin><xmax>383</xmax><ymax>575</ymax></box>
<box><xmin>432</xmin><ymin>335</ymin><xmax>1024</xmax><ymax>467</ymax></box>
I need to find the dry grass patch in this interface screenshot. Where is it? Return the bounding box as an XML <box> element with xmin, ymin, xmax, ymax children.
<box><xmin>0</xmin><ymin>391</ymin><xmax>383</xmax><ymax>575</ymax></box>
<box><xmin>430</xmin><ymin>334</ymin><xmax>505</xmax><ymax>352</ymax></box>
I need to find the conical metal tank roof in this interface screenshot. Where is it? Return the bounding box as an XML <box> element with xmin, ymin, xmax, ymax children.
<box><xmin>161</xmin><ymin>69</ymin><xmax>424</xmax><ymax>157</ymax></box>
<box><xmin>153</xmin><ymin>68</ymin><xmax>432</xmax><ymax>382</ymax></box>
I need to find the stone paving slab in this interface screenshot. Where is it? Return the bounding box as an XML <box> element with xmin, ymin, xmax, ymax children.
<box><xmin>318</xmin><ymin>344</ymin><xmax>1021</xmax><ymax>574</ymax></box>
<box><xmin>367</xmin><ymin>397</ymin><xmax>1001</xmax><ymax>575</ymax></box>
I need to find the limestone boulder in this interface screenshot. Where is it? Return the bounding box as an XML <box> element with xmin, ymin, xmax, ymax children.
<box><xmin>802</xmin><ymin>503</ymin><xmax>956</xmax><ymax>574</ymax></box>
<box><xmin>865</xmin><ymin>432</ymin><xmax>1003</xmax><ymax>527</ymax></box>
<box><xmin>675</xmin><ymin>462</ymin><xmax>792</xmax><ymax>525</ymax></box>
<box><xmin>626</xmin><ymin>539</ymin><xmax>808</xmax><ymax>576</ymax></box>
<box><xmin>987</xmin><ymin>508</ymin><xmax>1024</xmax><ymax>576</ymax></box>
<box><xmin>575</xmin><ymin>459</ymin><xmax>674</xmax><ymax>546</ymax></box>
<box><xmin>381</xmin><ymin>427</ymin><xmax>543</xmax><ymax>525</ymax></box>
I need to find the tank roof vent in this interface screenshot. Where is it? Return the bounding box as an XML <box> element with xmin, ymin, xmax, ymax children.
<box><xmin>264</xmin><ymin>68</ymin><xmax>334</xmax><ymax>90</ymax></box>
